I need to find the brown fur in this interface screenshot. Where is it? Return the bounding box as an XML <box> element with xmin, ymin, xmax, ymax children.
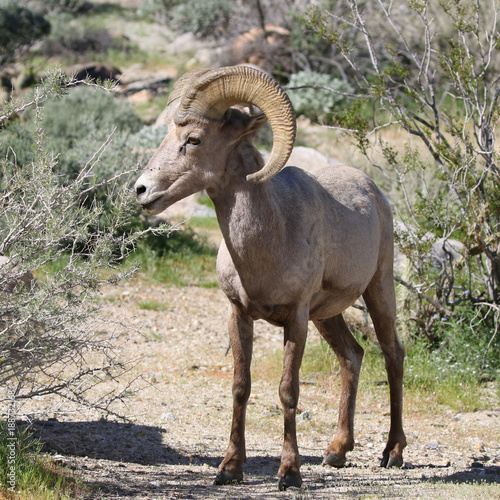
<box><xmin>135</xmin><ymin>105</ymin><xmax>406</xmax><ymax>490</ymax></box>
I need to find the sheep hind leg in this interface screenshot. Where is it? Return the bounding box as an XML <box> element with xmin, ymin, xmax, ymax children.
<box><xmin>214</xmin><ymin>304</ymin><xmax>254</xmax><ymax>485</ymax></box>
<box><xmin>313</xmin><ymin>315</ymin><xmax>364</xmax><ymax>468</ymax></box>
<box><xmin>363</xmin><ymin>274</ymin><xmax>406</xmax><ymax>468</ymax></box>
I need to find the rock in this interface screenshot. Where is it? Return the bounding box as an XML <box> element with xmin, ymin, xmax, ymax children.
<box><xmin>426</xmin><ymin>442</ymin><xmax>440</xmax><ymax>450</ymax></box>
<box><xmin>68</xmin><ymin>62</ymin><xmax>121</xmax><ymax>82</ymax></box>
<box><xmin>297</xmin><ymin>410</ymin><xmax>311</xmax><ymax>422</ymax></box>
<box><xmin>260</xmin><ymin>146</ymin><xmax>341</xmax><ymax>176</ymax></box>
<box><xmin>52</xmin><ymin>454</ymin><xmax>70</xmax><ymax>466</ymax></box>
<box><xmin>168</xmin><ymin>32</ymin><xmax>207</xmax><ymax>56</ymax></box>
<box><xmin>158</xmin><ymin>193</ymin><xmax>216</xmax><ymax>220</ymax></box>
<box><xmin>124</xmin><ymin>74</ymin><xmax>171</xmax><ymax>93</ymax></box>
<box><xmin>161</xmin><ymin>411</ymin><xmax>176</xmax><ymax>422</ymax></box>
<box><xmin>473</xmin><ymin>441</ymin><xmax>485</xmax><ymax>453</ymax></box>
<box><xmin>231</xmin><ymin>25</ymin><xmax>292</xmax><ymax>75</ymax></box>
<box><xmin>127</xmin><ymin>89</ymin><xmax>154</xmax><ymax>105</ymax></box>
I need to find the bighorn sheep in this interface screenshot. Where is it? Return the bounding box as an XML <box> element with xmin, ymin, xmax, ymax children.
<box><xmin>134</xmin><ymin>66</ymin><xmax>406</xmax><ymax>490</ymax></box>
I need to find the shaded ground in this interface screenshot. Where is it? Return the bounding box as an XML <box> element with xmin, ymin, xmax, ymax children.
<box><xmin>18</xmin><ymin>284</ymin><xmax>500</xmax><ymax>499</ymax></box>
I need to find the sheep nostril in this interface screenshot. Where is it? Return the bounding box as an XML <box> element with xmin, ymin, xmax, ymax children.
<box><xmin>136</xmin><ymin>184</ymin><xmax>146</xmax><ymax>196</ymax></box>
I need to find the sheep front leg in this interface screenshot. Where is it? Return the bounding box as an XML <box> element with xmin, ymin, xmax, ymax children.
<box><xmin>214</xmin><ymin>304</ymin><xmax>253</xmax><ymax>485</ymax></box>
<box><xmin>277</xmin><ymin>309</ymin><xmax>308</xmax><ymax>491</ymax></box>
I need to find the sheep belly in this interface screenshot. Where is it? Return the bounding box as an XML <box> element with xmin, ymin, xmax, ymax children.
<box><xmin>308</xmin><ymin>284</ymin><xmax>364</xmax><ymax>320</ymax></box>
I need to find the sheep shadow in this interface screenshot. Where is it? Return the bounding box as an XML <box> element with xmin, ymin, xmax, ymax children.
<box><xmin>429</xmin><ymin>465</ymin><xmax>500</xmax><ymax>485</ymax></box>
<box><xmin>28</xmin><ymin>420</ymin><xmax>500</xmax><ymax>498</ymax></box>
<box><xmin>30</xmin><ymin>419</ymin><xmax>190</xmax><ymax>465</ymax></box>
<box><xmin>30</xmin><ymin>419</ymin><xmax>321</xmax><ymax>466</ymax></box>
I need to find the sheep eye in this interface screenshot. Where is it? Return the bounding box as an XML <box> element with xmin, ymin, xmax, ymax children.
<box><xmin>187</xmin><ymin>137</ymin><xmax>201</xmax><ymax>145</ymax></box>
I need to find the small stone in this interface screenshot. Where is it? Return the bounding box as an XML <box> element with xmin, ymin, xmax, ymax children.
<box><xmin>161</xmin><ymin>411</ymin><xmax>176</xmax><ymax>422</ymax></box>
<box><xmin>474</xmin><ymin>441</ymin><xmax>485</xmax><ymax>453</ymax></box>
<box><xmin>52</xmin><ymin>455</ymin><xmax>69</xmax><ymax>465</ymax></box>
<box><xmin>435</xmin><ymin>460</ymin><xmax>451</xmax><ymax>467</ymax></box>
<box><xmin>297</xmin><ymin>411</ymin><xmax>311</xmax><ymax>422</ymax></box>
<box><xmin>470</xmin><ymin>461</ymin><xmax>484</xmax><ymax>468</ymax></box>
<box><xmin>426</xmin><ymin>442</ymin><xmax>440</xmax><ymax>450</ymax></box>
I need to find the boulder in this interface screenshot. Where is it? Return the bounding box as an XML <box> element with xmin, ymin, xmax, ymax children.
<box><xmin>69</xmin><ymin>62</ymin><xmax>122</xmax><ymax>82</ymax></box>
<box><xmin>260</xmin><ymin>146</ymin><xmax>341</xmax><ymax>175</ymax></box>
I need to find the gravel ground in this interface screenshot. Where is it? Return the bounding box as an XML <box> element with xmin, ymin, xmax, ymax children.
<box><xmin>23</xmin><ymin>283</ymin><xmax>500</xmax><ymax>499</ymax></box>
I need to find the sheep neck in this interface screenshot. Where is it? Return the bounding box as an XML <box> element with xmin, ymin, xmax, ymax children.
<box><xmin>211</xmin><ymin>152</ymin><xmax>285</xmax><ymax>267</ymax></box>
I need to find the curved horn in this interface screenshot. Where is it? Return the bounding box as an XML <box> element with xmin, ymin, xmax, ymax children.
<box><xmin>177</xmin><ymin>66</ymin><xmax>296</xmax><ymax>184</ymax></box>
<box><xmin>167</xmin><ymin>69</ymin><xmax>212</xmax><ymax>107</ymax></box>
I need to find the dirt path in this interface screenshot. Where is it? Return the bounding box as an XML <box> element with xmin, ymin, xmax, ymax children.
<box><xmin>26</xmin><ymin>283</ymin><xmax>500</xmax><ymax>499</ymax></box>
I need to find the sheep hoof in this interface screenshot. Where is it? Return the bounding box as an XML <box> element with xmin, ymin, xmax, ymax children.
<box><xmin>278</xmin><ymin>472</ymin><xmax>302</xmax><ymax>491</ymax></box>
<box><xmin>322</xmin><ymin>453</ymin><xmax>346</xmax><ymax>468</ymax></box>
<box><xmin>214</xmin><ymin>469</ymin><xmax>243</xmax><ymax>485</ymax></box>
<box><xmin>381</xmin><ymin>451</ymin><xmax>403</xmax><ymax>468</ymax></box>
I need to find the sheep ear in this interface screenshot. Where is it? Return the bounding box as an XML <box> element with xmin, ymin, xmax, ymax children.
<box><xmin>246</xmin><ymin>113</ymin><xmax>268</xmax><ymax>134</ymax></box>
<box><xmin>222</xmin><ymin>108</ymin><xmax>268</xmax><ymax>141</ymax></box>
<box><xmin>227</xmin><ymin>111</ymin><xmax>268</xmax><ymax>140</ymax></box>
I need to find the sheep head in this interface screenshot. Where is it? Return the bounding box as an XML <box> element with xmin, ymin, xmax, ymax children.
<box><xmin>134</xmin><ymin>66</ymin><xmax>296</xmax><ymax>215</ymax></box>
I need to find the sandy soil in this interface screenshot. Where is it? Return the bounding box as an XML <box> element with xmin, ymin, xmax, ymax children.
<box><xmin>19</xmin><ymin>282</ymin><xmax>500</xmax><ymax>499</ymax></box>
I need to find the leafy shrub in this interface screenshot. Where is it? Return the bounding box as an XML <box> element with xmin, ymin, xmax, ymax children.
<box><xmin>303</xmin><ymin>1</ymin><xmax>500</xmax><ymax>374</ymax></box>
<box><xmin>41</xmin><ymin>13</ymin><xmax>115</xmax><ymax>59</ymax></box>
<box><xmin>1</xmin><ymin>86</ymin><xmax>145</xmax><ymax>201</ymax></box>
<box><xmin>171</xmin><ymin>0</ymin><xmax>234</xmax><ymax>39</ymax></box>
<box><xmin>0</xmin><ymin>70</ymin><xmax>171</xmax><ymax>416</ymax></box>
<box><xmin>128</xmin><ymin>124</ymin><xmax>168</xmax><ymax>152</ymax></box>
<box><xmin>136</xmin><ymin>0</ymin><xmax>181</xmax><ymax>23</ymax></box>
<box><xmin>287</xmin><ymin>71</ymin><xmax>353</xmax><ymax>122</ymax></box>
<box><xmin>0</xmin><ymin>2</ymin><xmax>51</xmax><ymax>69</ymax></box>
<box><xmin>29</xmin><ymin>0</ymin><xmax>92</xmax><ymax>15</ymax></box>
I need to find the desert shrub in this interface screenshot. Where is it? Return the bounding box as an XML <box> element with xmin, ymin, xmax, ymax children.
<box><xmin>0</xmin><ymin>86</ymin><xmax>145</xmax><ymax>202</ymax></box>
<box><xmin>0</xmin><ymin>70</ymin><xmax>170</xmax><ymax>419</ymax></box>
<box><xmin>28</xmin><ymin>0</ymin><xmax>92</xmax><ymax>15</ymax></box>
<box><xmin>287</xmin><ymin>71</ymin><xmax>353</xmax><ymax>122</ymax></box>
<box><xmin>140</xmin><ymin>0</ymin><xmax>234</xmax><ymax>37</ymax></box>
<box><xmin>304</xmin><ymin>0</ymin><xmax>500</xmax><ymax>375</ymax></box>
<box><xmin>0</xmin><ymin>84</ymin><xmax>170</xmax><ymax>267</ymax></box>
<box><xmin>137</xmin><ymin>0</ymin><xmax>181</xmax><ymax>23</ymax></box>
<box><xmin>41</xmin><ymin>86</ymin><xmax>143</xmax><ymax>185</ymax></box>
<box><xmin>0</xmin><ymin>2</ymin><xmax>51</xmax><ymax>69</ymax></box>
<box><xmin>128</xmin><ymin>123</ymin><xmax>168</xmax><ymax>152</ymax></box>
<box><xmin>41</xmin><ymin>13</ymin><xmax>115</xmax><ymax>59</ymax></box>
<box><xmin>171</xmin><ymin>0</ymin><xmax>234</xmax><ymax>39</ymax></box>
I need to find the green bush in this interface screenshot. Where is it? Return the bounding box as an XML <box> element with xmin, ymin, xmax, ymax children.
<box><xmin>0</xmin><ymin>69</ymin><xmax>172</xmax><ymax>414</ymax></box>
<box><xmin>287</xmin><ymin>71</ymin><xmax>353</xmax><ymax>122</ymax></box>
<box><xmin>171</xmin><ymin>0</ymin><xmax>234</xmax><ymax>39</ymax></box>
<box><xmin>0</xmin><ymin>420</ymin><xmax>75</xmax><ymax>496</ymax></box>
<box><xmin>41</xmin><ymin>13</ymin><xmax>116</xmax><ymax>59</ymax></box>
<box><xmin>29</xmin><ymin>0</ymin><xmax>92</xmax><ymax>15</ymax></box>
<box><xmin>136</xmin><ymin>0</ymin><xmax>181</xmax><ymax>22</ymax></box>
<box><xmin>0</xmin><ymin>86</ymin><xmax>151</xmax><ymax>202</ymax></box>
<box><xmin>0</xmin><ymin>2</ymin><xmax>51</xmax><ymax>68</ymax></box>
